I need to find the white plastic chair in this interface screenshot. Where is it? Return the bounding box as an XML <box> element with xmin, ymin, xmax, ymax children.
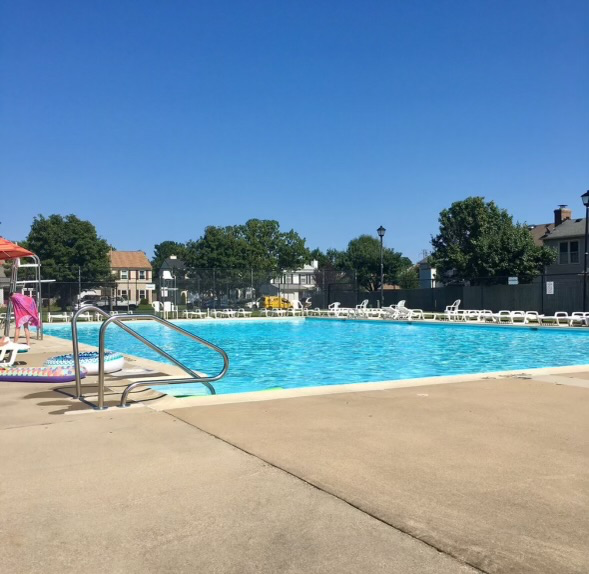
<box><xmin>288</xmin><ymin>301</ymin><xmax>305</xmax><ymax>316</ymax></box>
<box><xmin>443</xmin><ymin>300</ymin><xmax>461</xmax><ymax>321</ymax></box>
<box><xmin>0</xmin><ymin>340</ymin><xmax>29</xmax><ymax>366</ymax></box>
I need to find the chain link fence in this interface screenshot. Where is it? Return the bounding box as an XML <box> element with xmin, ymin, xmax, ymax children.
<box><xmin>3</xmin><ymin>269</ymin><xmax>588</xmax><ymax>317</ymax></box>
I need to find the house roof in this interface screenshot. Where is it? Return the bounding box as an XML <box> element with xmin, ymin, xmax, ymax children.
<box><xmin>161</xmin><ymin>257</ymin><xmax>186</xmax><ymax>271</ymax></box>
<box><xmin>541</xmin><ymin>218</ymin><xmax>586</xmax><ymax>241</ymax></box>
<box><xmin>528</xmin><ymin>223</ymin><xmax>555</xmax><ymax>246</ymax></box>
<box><xmin>110</xmin><ymin>251</ymin><xmax>152</xmax><ymax>269</ymax></box>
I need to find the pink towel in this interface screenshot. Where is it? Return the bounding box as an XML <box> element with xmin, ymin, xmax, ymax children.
<box><xmin>10</xmin><ymin>293</ymin><xmax>40</xmax><ymax>328</ymax></box>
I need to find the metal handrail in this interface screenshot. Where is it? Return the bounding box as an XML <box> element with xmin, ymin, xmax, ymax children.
<box><xmin>71</xmin><ymin>306</ymin><xmax>229</xmax><ymax>410</ymax></box>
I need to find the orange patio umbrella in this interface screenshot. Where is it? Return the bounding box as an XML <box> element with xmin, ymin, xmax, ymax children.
<box><xmin>0</xmin><ymin>237</ymin><xmax>34</xmax><ymax>261</ymax></box>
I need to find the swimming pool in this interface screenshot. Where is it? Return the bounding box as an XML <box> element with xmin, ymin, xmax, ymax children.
<box><xmin>44</xmin><ymin>318</ymin><xmax>589</xmax><ymax>396</ymax></box>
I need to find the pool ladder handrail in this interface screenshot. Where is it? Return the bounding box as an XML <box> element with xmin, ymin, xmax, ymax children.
<box><xmin>71</xmin><ymin>306</ymin><xmax>229</xmax><ymax>410</ymax></box>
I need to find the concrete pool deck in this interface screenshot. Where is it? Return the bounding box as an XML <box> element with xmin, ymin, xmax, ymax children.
<box><xmin>1</xmin><ymin>334</ymin><xmax>588</xmax><ymax>573</ymax></box>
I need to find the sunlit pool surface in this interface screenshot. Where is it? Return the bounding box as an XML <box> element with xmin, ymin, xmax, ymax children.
<box><xmin>44</xmin><ymin>319</ymin><xmax>589</xmax><ymax>396</ymax></box>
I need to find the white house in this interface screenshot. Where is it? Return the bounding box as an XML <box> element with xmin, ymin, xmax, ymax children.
<box><xmin>269</xmin><ymin>260</ymin><xmax>319</xmax><ymax>303</ymax></box>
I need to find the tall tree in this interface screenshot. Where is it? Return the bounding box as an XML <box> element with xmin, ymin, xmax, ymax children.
<box><xmin>332</xmin><ymin>235</ymin><xmax>414</xmax><ymax>292</ymax></box>
<box><xmin>186</xmin><ymin>219</ymin><xmax>310</xmax><ymax>272</ymax></box>
<box><xmin>24</xmin><ymin>214</ymin><xmax>112</xmax><ymax>305</ymax></box>
<box><xmin>152</xmin><ymin>241</ymin><xmax>188</xmax><ymax>276</ymax></box>
<box><xmin>431</xmin><ymin>197</ymin><xmax>556</xmax><ymax>284</ymax></box>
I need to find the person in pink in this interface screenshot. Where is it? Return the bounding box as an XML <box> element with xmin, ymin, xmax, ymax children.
<box><xmin>10</xmin><ymin>293</ymin><xmax>40</xmax><ymax>346</ymax></box>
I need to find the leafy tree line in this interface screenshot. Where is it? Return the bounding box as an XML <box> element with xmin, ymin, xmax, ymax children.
<box><xmin>21</xmin><ymin>196</ymin><xmax>552</xmax><ymax>307</ymax></box>
<box><xmin>21</xmin><ymin>215</ymin><xmax>418</xmax><ymax>305</ymax></box>
<box><xmin>153</xmin><ymin>222</ymin><xmax>419</xmax><ymax>292</ymax></box>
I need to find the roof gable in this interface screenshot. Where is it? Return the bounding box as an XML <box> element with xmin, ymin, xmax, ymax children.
<box><xmin>542</xmin><ymin>218</ymin><xmax>586</xmax><ymax>241</ymax></box>
<box><xmin>110</xmin><ymin>251</ymin><xmax>152</xmax><ymax>269</ymax></box>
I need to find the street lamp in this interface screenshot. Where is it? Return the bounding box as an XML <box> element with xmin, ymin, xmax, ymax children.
<box><xmin>581</xmin><ymin>191</ymin><xmax>589</xmax><ymax>311</ymax></box>
<box><xmin>377</xmin><ymin>225</ymin><xmax>386</xmax><ymax>307</ymax></box>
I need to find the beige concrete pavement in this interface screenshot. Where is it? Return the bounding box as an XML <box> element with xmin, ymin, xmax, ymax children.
<box><xmin>0</xmin><ymin>399</ymin><xmax>478</xmax><ymax>574</ymax></box>
<box><xmin>170</xmin><ymin>378</ymin><xmax>589</xmax><ymax>574</ymax></box>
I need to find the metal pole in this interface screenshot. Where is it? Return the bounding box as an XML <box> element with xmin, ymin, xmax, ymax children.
<box><xmin>583</xmin><ymin>205</ymin><xmax>589</xmax><ymax>313</ymax></box>
<box><xmin>380</xmin><ymin>235</ymin><xmax>384</xmax><ymax>308</ymax></box>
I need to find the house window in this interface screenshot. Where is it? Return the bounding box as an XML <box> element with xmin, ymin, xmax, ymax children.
<box><xmin>559</xmin><ymin>241</ymin><xmax>580</xmax><ymax>264</ymax></box>
<box><xmin>138</xmin><ymin>270</ymin><xmax>146</xmax><ymax>280</ymax></box>
<box><xmin>138</xmin><ymin>290</ymin><xmax>146</xmax><ymax>301</ymax></box>
<box><xmin>118</xmin><ymin>290</ymin><xmax>128</xmax><ymax>299</ymax></box>
<box><xmin>120</xmin><ymin>270</ymin><xmax>129</xmax><ymax>279</ymax></box>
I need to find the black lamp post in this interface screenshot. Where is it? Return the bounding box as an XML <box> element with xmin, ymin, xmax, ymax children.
<box><xmin>582</xmin><ymin>191</ymin><xmax>589</xmax><ymax>312</ymax></box>
<box><xmin>377</xmin><ymin>226</ymin><xmax>386</xmax><ymax>307</ymax></box>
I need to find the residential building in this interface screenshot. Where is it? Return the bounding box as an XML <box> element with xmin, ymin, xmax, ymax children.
<box><xmin>268</xmin><ymin>261</ymin><xmax>319</xmax><ymax>303</ymax></box>
<box><xmin>538</xmin><ymin>206</ymin><xmax>586</xmax><ymax>275</ymax></box>
<box><xmin>109</xmin><ymin>251</ymin><xmax>154</xmax><ymax>304</ymax></box>
<box><xmin>417</xmin><ymin>257</ymin><xmax>439</xmax><ymax>288</ymax></box>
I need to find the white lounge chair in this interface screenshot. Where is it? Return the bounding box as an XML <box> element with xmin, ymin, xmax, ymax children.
<box><xmin>236</xmin><ymin>308</ymin><xmax>252</xmax><ymax>318</ymax></box>
<box><xmin>539</xmin><ymin>311</ymin><xmax>567</xmax><ymax>326</ymax></box>
<box><xmin>77</xmin><ymin>311</ymin><xmax>95</xmax><ymax>321</ymax></box>
<box><xmin>524</xmin><ymin>311</ymin><xmax>541</xmax><ymax>324</ymax></box>
<box><xmin>541</xmin><ymin>311</ymin><xmax>588</xmax><ymax>327</ymax></box>
<box><xmin>568</xmin><ymin>312</ymin><xmax>589</xmax><ymax>326</ymax></box>
<box><xmin>327</xmin><ymin>302</ymin><xmax>343</xmax><ymax>317</ymax></box>
<box><xmin>217</xmin><ymin>309</ymin><xmax>236</xmax><ymax>318</ymax></box>
<box><xmin>47</xmin><ymin>312</ymin><xmax>71</xmax><ymax>323</ymax></box>
<box><xmin>288</xmin><ymin>301</ymin><xmax>305</xmax><ymax>316</ymax></box>
<box><xmin>183</xmin><ymin>309</ymin><xmax>206</xmax><ymax>319</ymax></box>
<box><xmin>398</xmin><ymin>301</ymin><xmax>424</xmax><ymax>319</ymax></box>
<box><xmin>381</xmin><ymin>300</ymin><xmax>406</xmax><ymax>319</ymax></box>
<box><xmin>492</xmin><ymin>310</ymin><xmax>514</xmax><ymax>324</ymax></box>
<box><xmin>0</xmin><ymin>339</ymin><xmax>29</xmax><ymax>366</ymax></box>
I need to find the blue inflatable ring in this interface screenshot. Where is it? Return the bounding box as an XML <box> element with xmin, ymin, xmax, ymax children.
<box><xmin>44</xmin><ymin>351</ymin><xmax>125</xmax><ymax>375</ymax></box>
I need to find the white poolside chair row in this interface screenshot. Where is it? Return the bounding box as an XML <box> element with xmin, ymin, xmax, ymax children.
<box><xmin>307</xmin><ymin>298</ymin><xmax>589</xmax><ymax>327</ymax></box>
<box><xmin>209</xmin><ymin>308</ymin><xmax>253</xmax><ymax>318</ymax></box>
<box><xmin>430</xmin><ymin>300</ymin><xmax>589</xmax><ymax>326</ymax></box>
<box><xmin>259</xmin><ymin>300</ymin><xmax>308</xmax><ymax>317</ymax></box>
<box><xmin>307</xmin><ymin>300</ymin><xmax>422</xmax><ymax>320</ymax></box>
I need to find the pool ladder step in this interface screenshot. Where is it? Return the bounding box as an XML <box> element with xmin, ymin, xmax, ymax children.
<box><xmin>69</xmin><ymin>306</ymin><xmax>229</xmax><ymax>410</ymax></box>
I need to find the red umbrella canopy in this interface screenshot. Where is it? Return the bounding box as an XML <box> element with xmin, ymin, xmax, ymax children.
<box><xmin>0</xmin><ymin>237</ymin><xmax>34</xmax><ymax>261</ymax></box>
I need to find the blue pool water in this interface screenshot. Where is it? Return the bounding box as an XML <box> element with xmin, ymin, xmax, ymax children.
<box><xmin>44</xmin><ymin>318</ymin><xmax>589</xmax><ymax>396</ymax></box>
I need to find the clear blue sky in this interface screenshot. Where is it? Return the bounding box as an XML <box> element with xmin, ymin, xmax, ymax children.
<box><xmin>1</xmin><ymin>0</ymin><xmax>588</xmax><ymax>262</ymax></box>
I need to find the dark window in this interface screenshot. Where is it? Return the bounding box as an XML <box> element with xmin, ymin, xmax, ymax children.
<box><xmin>559</xmin><ymin>242</ymin><xmax>569</xmax><ymax>264</ymax></box>
<box><xmin>570</xmin><ymin>241</ymin><xmax>579</xmax><ymax>264</ymax></box>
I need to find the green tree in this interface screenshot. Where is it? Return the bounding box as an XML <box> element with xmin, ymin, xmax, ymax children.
<box><xmin>186</xmin><ymin>219</ymin><xmax>310</xmax><ymax>272</ymax></box>
<box><xmin>24</xmin><ymin>214</ymin><xmax>112</xmax><ymax>305</ymax></box>
<box><xmin>152</xmin><ymin>241</ymin><xmax>188</xmax><ymax>276</ymax></box>
<box><xmin>430</xmin><ymin>197</ymin><xmax>556</xmax><ymax>284</ymax></box>
<box><xmin>333</xmin><ymin>235</ymin><xmax>413</xmax><ymax>292</ymax></box>
<box><xmin>398</xmin><ymin>266</ymin><xmax>419</xmax><ymax>289</ymax></box>
<box><xmin>183</xmin><ymin>219</ymin><xmax>311</xmax><ymax>302</ymax></box>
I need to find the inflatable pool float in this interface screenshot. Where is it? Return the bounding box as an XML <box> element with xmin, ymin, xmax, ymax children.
<box><xmin>44</xmin><ymin>351</ymin><xmax>125</xmax><ymax>375</ymax></box>
<box><xmin>0</xmin><ymin>366</ymin><xmax>87</xmax><ymax>383</ymax></box>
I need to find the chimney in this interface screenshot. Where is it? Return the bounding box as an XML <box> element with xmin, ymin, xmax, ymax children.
<box><xmin>554</xmin><ymin>205</ymin><xmax>572</xmax><ymax>226</ymax></box>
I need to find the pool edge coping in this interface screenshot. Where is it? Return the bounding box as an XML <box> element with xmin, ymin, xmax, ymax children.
<box><xmin>150</xmin><ymin>363</ymin><xmax>589</xmax><ymax>410</ymax></box>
